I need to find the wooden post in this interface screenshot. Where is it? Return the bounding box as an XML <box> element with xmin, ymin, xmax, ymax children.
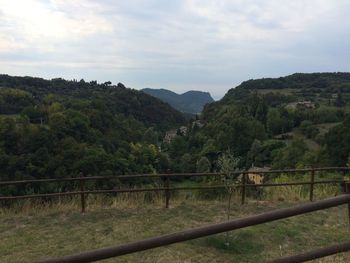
<box><xmin>346</xmin><ymin>182</ymin><xmax>350</xmax><ymax>227</ymax></box>
<box><xmin>80</xmin><ymin>180</ymin><xmax>86</xmax><ymax>213</ymax></box>
<box><xmin>309</xmin><ymin>168</ymin><xmax>315</xmax><ymax>202</ymax></box>
<box><xmin>165</xmin><ymin>177</ymin><xmax>170</xmax><ymax>209</ymax></box>
<box><xmin>241</xmin><ymin>172</ymin><xmax>247</xmax><ymax>205</ymax></box>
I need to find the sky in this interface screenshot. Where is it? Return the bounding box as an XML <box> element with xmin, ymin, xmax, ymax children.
<box><xmin>1</xmin><ymin>1</ymin><xmax>350</xmax><ymax>99</ymax></box>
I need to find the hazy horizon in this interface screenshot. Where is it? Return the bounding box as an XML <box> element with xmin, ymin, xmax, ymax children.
<box><xmin>1</xmin><ymin>0</ymin><xmax>350</xmax><ymax>98</ymax></box>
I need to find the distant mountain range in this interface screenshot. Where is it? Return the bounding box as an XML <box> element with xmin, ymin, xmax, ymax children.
<box><xmin>142</xmin><ymin>88</ymin><xmax>214</xmax><ymax>114</ymax></box>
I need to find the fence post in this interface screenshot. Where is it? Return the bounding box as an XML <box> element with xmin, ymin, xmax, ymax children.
<box><xmin>165</xmin><ymin>176</ymin><xmax>170</xmax><ymax>209</ymax></box>
<box><xmin>80</xmin><ymin>180</ymin><xmax>86</xmax><ymax>213</ymax></box>
<box><xmin>309</xmin><ymin>168</ymin><xmax>315</xmax><ymax>202</ymax></box>
<box><xmin>346</xmin><ymin>182</ymin><xmax>350</xmax><ymax>227</ymax></box>
<box><xmin>241</xmin><ymin>172</ymin><xmax>247</xmax><ymax>205</ymax></box>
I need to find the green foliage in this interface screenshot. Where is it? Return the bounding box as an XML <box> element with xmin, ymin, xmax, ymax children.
<box><xmin>196</xmin><ymin>156</ymin><xmax>211</xmax><ymax>173</ymax></box>
<box><xmin>266</xmin><ymin>108</ymin><xmax>293</xmax><ymax>135</ymax></box>
<box><xmin>169</xmin><ymin>135</ymin><xmax>187</xmax><ymax>159</ymax></box>
<box><xmin>321</xmin><ymin>120</ymin><xmax>350</xmax><ymax>166</ymax></box>
<box><xmin>0</xmin><ymin>75</ymin><xmax>186</xmax><ymax>130</ymax></box>
<box><xmin>218</xmin><ymin>152</ymin><xmax>240</xmax><ymax>181</ymax></box>
<box><xmin>180</xmin><ymin>153</ymin><xmax>194</xmax><ymax>173</ymax></box>
<box><xmin>198</xmin><ymin>73</ymin><xmax>350</xmax><ymax>170</ymax></box>
<box><xmin>265</xmin><ymin>174</ymin><xmax>308</xmax><ymax>201</ymax></box>
<box><xmin>273</xmin><ymin>140</ymin><xmax>307</xmax><ymax>169</ymax></box>
<box><xmin>299</xmin><ymin>120</ymin><xmax>319</xmax><ymax>139</ymax></box>
<box><xmin>1</xmin><ymin>72</ymin><xmax>350</xmax><ymax>197</ymax></box>
<box><xmin>0</xmin><ymin>88</ymin><xmax>34</xmax><ymax>114</ymax></box>
<box><xmin>246</xmin><ymin>139</ymin><xmax>284</xmax><ymax>167</ymax></box>
<box><xmin>217</xmin><ymin>151</ymin><xmax>240</xmax><ymax>224</ymax></box>
<box><xmin>203</xmin><ymin>105</ymin><xmax>267</xmax><ymax>157</ymax></box>
<box><xmin>142</xmin><ymin>128</ymin><xmax>159</xmax><ymax>145</ymax></box>
<box><xmin>0</xmin><ymin>75</ymin><xmax>187</xmax><ymax>195</ymax></box>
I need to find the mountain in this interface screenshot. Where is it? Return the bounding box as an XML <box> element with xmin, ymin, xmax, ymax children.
<box><xmin>142</xmin><ymin>88</ymin><xmax>214</xmax><ymax>114</ymax></box>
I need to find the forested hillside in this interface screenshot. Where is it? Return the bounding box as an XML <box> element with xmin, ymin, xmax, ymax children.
<box><xmin>1</xmin><ymin>73</ymin><xmax>350</xmax><ymax>190</ymax></box>
<box><xmin>0</xmin><ymin>75</ymin><xmax>185</xmax><ymax>129</ymax></box>
<box><xmin>166</xmin><ymin>73</ymin><xmax>350</xmax><ymax>173</ymax></box>
<box><xmin>0</xmin><ymin>75</ymin><xmax>186</xmax><ymax>185</ymax></box>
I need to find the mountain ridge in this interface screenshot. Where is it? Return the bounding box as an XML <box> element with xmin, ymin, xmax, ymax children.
<box><xmin>142</xmin><ymin>88</ymin><xmax>214</xmax><ymax>114</ymax></box>
<box><xmin>0</xmin><ymin>74</ymin><xmax>186</xmax><ymax>131</ymax></box>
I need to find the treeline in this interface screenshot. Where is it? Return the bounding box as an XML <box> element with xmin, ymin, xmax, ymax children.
<box><xmin>162</xmin><ymin>75</ymin><xmax>350</xmax><ymax>173</ymax></box>
<box><xmin>0</xmin><ymin>74</ymin><xmax>185</xmax><ymax>130</ymax></box>
<box><xmin>237</xmin><ymin>72</ymin><xmax>350</xmax><ymax>92</ymax></box>
<box><xmin>0</xmin><ymin>75</ymin><xmax>186</xmax><ymax>193</ymax></box>
<box><xmin>1</xmin><ymin>73</ymin><xmax>350</xmax><ymax>196</ymax></box>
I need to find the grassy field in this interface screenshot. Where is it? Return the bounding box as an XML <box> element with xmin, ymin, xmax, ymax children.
<box><xmin>0</xmin><ymin>191</ymin><xmax>349</xmax><ymax>263</ymax></box>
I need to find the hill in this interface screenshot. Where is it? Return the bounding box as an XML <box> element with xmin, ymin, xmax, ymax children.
<box><xmin>167</xmin><ymin>73</ymin><xmax>350</xmax><ymax>173</ymax></box>
<box><xmin>0</xmin><ymin>74</ymin><xmax>186</xmax><ymax>182</ymax></box>
<box><xmin>0</xmin><ymin>75</ymin><xmax>186</xmax><ymax>130</ymax></box>
<box><xmin>142</xmin><ymin>88</ymin><xmax>214</xmax><ymax>114</ymax></box>
<box><xmin>1</xmin><ymin>72</ymin><xmax>350</xmax><ymax>183</ymax></box>
<box><xmin>221</xmin><ymin>72</ymin><xmax>350</xmax><ymax>105</ymax></box>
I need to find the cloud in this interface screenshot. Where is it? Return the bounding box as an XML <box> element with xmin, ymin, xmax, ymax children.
<box><xmin>0</xmin><ymin>0</ymin><xmax>350</xmax><ymax>97</ymax></box>
<box><xmin>0</xmin><ymin>0</ymin><xmax>112</xmax><ymax>51</ymax></box>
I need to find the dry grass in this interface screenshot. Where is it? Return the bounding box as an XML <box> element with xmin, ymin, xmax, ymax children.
<box><xmin>264</xmin><ymin>173</ymin><xmax>343</xmax><ymax>202</ymax></box>
<box><xmin>0</xmin><ymin>191</ymin><xmax>349</xmax><ymax>263</ymax></box>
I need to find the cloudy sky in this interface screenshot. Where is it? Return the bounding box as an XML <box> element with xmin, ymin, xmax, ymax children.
<box><xmin>1</xmin><ymin>0</ymin><xmax>350</xmax><ymax>99</ymax></box>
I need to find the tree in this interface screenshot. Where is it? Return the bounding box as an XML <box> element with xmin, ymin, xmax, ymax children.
<box><xmin>142</xmin><ymin>128</ymin><xmax>158</xmax><ymax>145</ymax></box>
<box><xmin>196</xmin><ymin>156</ymin><xmax>211</xmax><ymax>173</ymax></box>
<box><xmin>246</xmin><ymin>139</ymin><xmax>262</xmax><ymax>167</ymax></box>
<box><xmin>321</xmin><ymin>122</ymin><xmax>350</xmax><ymax>166</ymax></box>
<box><xmin>180</xmin><ymin>153</ymin><xmax>194</xmax><ymax>173</ymax></box>
<box><xmin>335</xmin><ymin>92</ymin><xmax>345</xmax><ymax>107</ymax></box>
<box><xmin>169</xmin><ymin>136</ymin><xmax>187</xmax><ymax>159</ymax></box>
<box><xmin>272</xmin><ymin>140</ymin><xmax>308</xmax><ymax>169</ymax></box>
<box><xmin>299</xmin><ymin>120</ymin><xmax>319</xmax><ymax>139</ymax></box>
<box><xmin>217</xmin><ymin>151</ymin><xmax>240</xmax><ymax>246</ymax></box>
<box><xmin>267</xmin><ymin>108</ymin><xmax>283</xmax><ymax>135</ymax></box>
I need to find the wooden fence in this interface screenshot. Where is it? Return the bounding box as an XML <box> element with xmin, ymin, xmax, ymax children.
<box><xmin>36</xmin><ymin>187</ymin><xmax>350</xmax><ymax>263</ymax></box>
<box><xmin>0</xmin><ymin>167</ymin><xmax>349</xmax><ymax>212</ymax></box>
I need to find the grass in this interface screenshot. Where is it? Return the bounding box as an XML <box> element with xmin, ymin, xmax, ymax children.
<box><xmin>263</xmin><ymin>173</ymin><xmax>343</xmax><ymax>202</ymax></box>
<box><xmin>1</xmin><ymin>192</ymin><xmax>349</xmax><ymax>263</ymax></box>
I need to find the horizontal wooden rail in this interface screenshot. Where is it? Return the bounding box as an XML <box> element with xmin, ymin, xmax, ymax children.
<box><xmin>36</xmin><ymin>194</ymin><xmax>350</xmax><ymax>263</ymax></box>
<box><xmin>0</xmin><ymin>173</ymin><xmax>219</xmax><ymax>186</ymax></box>
<box><xmin>267</xmin><ymin>240</ymin><xmax>350</xmax><ymax>263</ymax></box>
<box><xmin>1</xmin><ymin>167</ymin><xmax>349</xmax><ymax>186</ymax></box>
<box><xmin>0</xmin><ymin>180</ymin><xmax>348</xmax><ymax>201</ymax></box>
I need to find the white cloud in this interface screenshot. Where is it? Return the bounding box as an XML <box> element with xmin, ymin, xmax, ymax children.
<box><xmin>185</xmin><ymin>0</ymin><xmax>348</xmax><ymax>41</ymax></box>
<box><xmin>0</xmin><ymin>0</ymin><xmax>350</xmax><ymax>97</ymax></box>
<box><xmin>0</xmin><ymin>0</ymin><xmax>112</xmax><ymax>51</ymax></box>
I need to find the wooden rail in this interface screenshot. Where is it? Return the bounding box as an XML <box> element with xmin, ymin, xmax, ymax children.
<box><xmin>0</xmin><ymin>167</ymin><xmax>349</xmax><ymax>212</ymax></box>
<box><xmin>1</xmin><ymin>167</ymin><xmax>349</xmax><ymax>186</ymax></box>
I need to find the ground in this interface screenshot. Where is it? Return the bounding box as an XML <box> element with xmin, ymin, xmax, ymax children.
<box><xmin>0</xmin><ymin>193</ymin><xmax>349</xmax><ymax>263</ymax></box>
